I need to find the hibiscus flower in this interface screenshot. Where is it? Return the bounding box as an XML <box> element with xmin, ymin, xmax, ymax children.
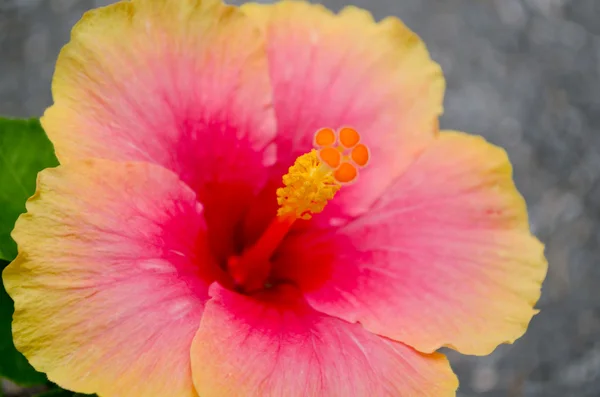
<box><xmin>2</xmin><ymin>0</ymin><xmax>547</xmax><ymax>396</ymax></box>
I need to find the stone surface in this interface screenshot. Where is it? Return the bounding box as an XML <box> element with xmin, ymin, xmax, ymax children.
<box><xmin>1</xmin><ymin>0</ymin><xmax>599</xmax><ymax>396</ymax></box>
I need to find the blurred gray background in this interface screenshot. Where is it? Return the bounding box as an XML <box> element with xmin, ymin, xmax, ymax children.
<box><xmin>1</xmin><ymin>0</ymin><xmax>599</xmax><ymax>396</ymax></box>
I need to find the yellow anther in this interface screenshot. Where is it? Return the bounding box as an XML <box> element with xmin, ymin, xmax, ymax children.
<box><xmin>276</xmin><ymin>149</ymin><xmax>341</xmax><ymax>220</ymax></box>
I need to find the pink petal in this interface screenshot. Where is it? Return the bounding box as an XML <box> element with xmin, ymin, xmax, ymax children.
<box><xmin>275</xmin><ymin>132</ymin><xmax>547</xmax><ymax>355</ymax></box>
<box><xmin>242</xmin><ymin>2</ymin><xmax>444</xmax><ymax>218</ymax></box>
<box><xmin>42</xmin><ymin>0</ymin><xmax>276</xmax><ymax>260</ymax></box>
<box><xmin>191</xmin><ymin>284</ymin><xmax>458</xmax><ymax>397</ymax></box>
<box><xmin>3</xmin><ymin>160</ymin><xmax>215</xmax><ymax>396</ymax></box>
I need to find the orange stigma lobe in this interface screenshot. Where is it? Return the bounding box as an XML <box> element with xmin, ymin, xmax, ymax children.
<box><xmin>339</xmin><ymin>127</ymin><xmax>360</xmax><ymax>148</ymax></box>
<box><xmin>334</xmin><ymin>162</ymin><xmax>358</xmax><ymax>183</ymax></box>
<box><xmin>314</xmin><ymin>127</ymin><xmax>337</xmax><ymax>147</ymax></box>
<box><xmin>318</xmin><ymin>147</ymin><xmax>342</xmax><ymax>169</ymax></box>
<box><xmin>351</xmin><ymin>143</ymin><xmax>370</xmax><ymax>167</ymax></box>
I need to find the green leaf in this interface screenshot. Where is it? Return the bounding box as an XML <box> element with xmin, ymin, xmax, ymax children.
<box><xmin>0</xmin><ymin>259</ymin><xmax>47</xmax><ymax>385</ymax></box>
<box><xmin>33</xmin><ymin>389</ymin><xmax>70</xmax><ymax>397</ymax></box>
<box><xmin>0</xmin><ymin>118</ymin><xmax>58</xmax><ymax>261</ymax></box>
<box><xmin>34</xmin><ymin>387</ymin><xmax>96</xmax><ymax>397</ymax></box>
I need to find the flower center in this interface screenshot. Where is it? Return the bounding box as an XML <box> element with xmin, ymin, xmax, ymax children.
<box><xmin>227</xmin><ymin>127</ymin><xmax>370</xmax><ymax>292</ymax></box>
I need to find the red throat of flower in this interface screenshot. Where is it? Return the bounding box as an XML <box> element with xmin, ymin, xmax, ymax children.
<box><xmin>227</xmin><ymin>127</ymin><xmax>370</xmax><ymax>292</ymax></box>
